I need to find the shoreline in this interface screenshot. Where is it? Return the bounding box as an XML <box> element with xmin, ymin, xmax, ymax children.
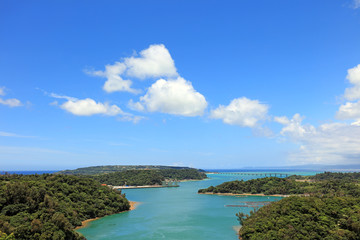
<box><xmin>75</xmin><ymin>201</ymin><xmax>139</xmax><ymax>230</ymax></box>
<box><xmin>199</xmin><ymin>192</ymin><xmax>291</xmax><ymax>197</ymax></box>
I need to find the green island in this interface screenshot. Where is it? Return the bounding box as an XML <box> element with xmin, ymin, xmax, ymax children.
<box><xmin>57</xmin><ymin>165</ymin><xmax>206</xmax><ymax>175</ymax></box>
<box><xmin>199</xmin><ymin>172</ymin><xmax>360</xmax><ymax>239</ymax></box>
<box><xmin>0</xmin><ymin>174</ymin><xmax>129</xmax><ymax>240</ymax></box>
<box><xmin>57</xmin><ymin>165</ymin><xmax>207</xmax><ymax>186</ymax></box>
<box><xmin>90</xmin><ymin>168</ymin><xmax>207</xmax><ymax>186</ymax></box>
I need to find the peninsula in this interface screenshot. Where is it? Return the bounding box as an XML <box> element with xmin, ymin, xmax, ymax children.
<box><xmin>199</xmin><ymin>172</ymin><xmax>360</xmax><ymax>239</ymax></box>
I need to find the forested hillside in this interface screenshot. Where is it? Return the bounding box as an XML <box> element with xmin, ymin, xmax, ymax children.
<box><xmin>57</xmin><ymin>165</ymin><xmax>205</xmax><ymax>175</ymax></box>
<box><xmin>199</xmin><ymin>173</ymin><xmax>360</xmax><ymax>197</ymax></box>
<box><xmin>0</xmin><ymin>174</ymin><xmax>130</xmax><ymax>240</ymax></box>
<box><xmin>91</xmin><ymin>168</ymin><xmax>207</xmax><ymax>186</ymax></box>
<box><xmin>239</xmin><ymin>196</ymin><xmax>360</xmax><ymax>239</ymax></box>
<box><xmin>223</xmin><ymin>172</ymin><xmax>360</xmax><ymax>239</ymax></box>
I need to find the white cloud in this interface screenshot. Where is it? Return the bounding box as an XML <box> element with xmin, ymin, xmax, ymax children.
<box><xmin>336</xmin><ymin>64</ymin><xmax>360</xmax><ymax>124</ymax></box>
<box><xmin>0</xmin><ymin>98</ymin><xmax>22</xmax><ymax>107</ymax></box>
<box><xmin>336</xmin><ymin>100</ymin><xmax>360</xmax><ymax>121</ymax></box>
<box><xmin>125</xmin><ymin>44</ymin><xmax>178</xmax><ymax>79</ymax></box>
<box><xmin>130</xmin><ymin>77</ymin><xmax>207</xmax><ymax>116</ymax></box>
<box><xmin>275</xmin><ymin>114</ymin><xmax>316</xmax><ymax>139</ymax></box>
<box><xmin>117</xmin><ymin>115</ymin><xmax>145</xmax><ymax>124</ymax></box>
<box><xmin>344</xmin><ymin>64</ymin><xmax>360</xmax><ymax>101</ymax></box>
<box><xmin>87</xmin><ymin>44</ymin><xmax>177</xmax><ymax>94</ymax></box>
<box><xmin>49</xmin><ymin>93</ymin><xmax>77</xmax><ymax>101</ymax></box>
<box><xmin>0</xmin><ymin>131</ymin><xmax>34</xmax><ymax>138</ymax></box>
<box><xmin>87</xmin><ymin>62</ymin><xmax>139</xmax><ymax>94</ymax></box>
<box><xmin>0</xmin><ymin>86</ymin><xmax>22</xmax><ymax>107</ymax></box>
<box><xmin>128</xmin><ymin>99</ymin><xmax>145</xmax><ymax>111</ymax></box>
<box><xmin>210</xmin><ymin>97</ymin><xmax>269</xmax><ymax>127</ymax></box>
<box><xmin>0</xmin><ymin>87</ymin><xmax>5</xmax><ymax>96</ymax></box>
<box><xmin>60</xmin><ymin>98</ymin><xmax>125</xmax><ymax>116</ymax></box>
<box><xmin>275</xmin><ymin>113</ymin><xmax>360</xmax><ymax>164</ymax></box>
<box><xmin>290</xmin><ymin>123</ymin><xmax>360</xmax><ymax>164</ymax></box>
<box><xmin>273</xmin><ymin>116</ymin><xmax>290</xmax><ymax>125</ymax></box>
<box><xmin>49</xmin><ymin>93</ymin><xmax>144</xmax><ymax>122</ymax></box>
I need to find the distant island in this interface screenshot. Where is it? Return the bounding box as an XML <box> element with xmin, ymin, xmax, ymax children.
<box><xmin>57</xmin><ymin>165</ymin><xmax>208</xmax><ymax>187</ymax></box>
<box><xmin>199</xmin><ymin>172</ymin><xmax>360</xmax><ymax>239</ymax></box>
<box><xmin>57</xmin><ymin>165</ymin><xmax>206</xmax><ymax>175</ymax></box>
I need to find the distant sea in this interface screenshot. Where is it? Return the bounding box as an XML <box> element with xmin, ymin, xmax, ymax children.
<box><xmin>205</xmin><ymin>168</ymin><xmax>310</xmax><ymax>172</ymax></box>
<box><xmin>1</xmin><ymin>170</ymin><xmax>58</xmax><ymax>175</ymax></box>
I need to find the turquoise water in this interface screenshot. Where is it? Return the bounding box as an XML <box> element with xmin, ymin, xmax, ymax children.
<box><xmin>77</xmin><ymin>172</ymin><xmax>318</xmax><ymax>240</ymax></box>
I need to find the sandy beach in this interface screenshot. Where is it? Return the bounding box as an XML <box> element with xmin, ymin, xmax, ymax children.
<box><xmin>75</xmin><ymin>201</ymin><xmax>139</xmax><ymax>230</ymax></box>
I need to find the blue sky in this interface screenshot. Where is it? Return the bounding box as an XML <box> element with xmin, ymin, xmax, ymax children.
<box><xmin>1</xmin><ymin>0</ymin><xmax>360</xmax><ymax>170</ymax></box>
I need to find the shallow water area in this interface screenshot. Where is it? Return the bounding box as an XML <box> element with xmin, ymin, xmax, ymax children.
<box><xmin>77</xmin><ymin>171</ymin><xmax>317</xmax><ymax>240</ymax></box>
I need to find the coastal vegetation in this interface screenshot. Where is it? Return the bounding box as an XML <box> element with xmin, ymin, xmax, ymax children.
<box><xmin>198</xmin><ymin>173</ymin><xmax>360</xmax><ymax>197</ymax></box>
<box><xmin>199</xmin><ymin>172</ymin><xmax>360</xmax><ymax>239</ymax></box>
<box><xmin>0</xmin><ymin>174</ymin><xmax>130</xmax><ymax>240</ymax></box>
<box><xmin>90</xmin><ymin>168</ymin><xmax>207</xmax><ymax>186</ymax></box>
<box><xmin>238</xmin><ymin>196</ymin><xmax>360</xmax><ymax>239</ymax></box>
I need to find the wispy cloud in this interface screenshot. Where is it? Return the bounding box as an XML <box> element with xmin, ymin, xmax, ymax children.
<box><xmin>0</xmin><ymin>86</ymin><xmax>23</xmax><ymax>107</ymax></box>
<box><xmin>0</xmin><ymin>131</ymin><xmax>35</xmax><ymax>138</ymax></box>
<box><xmin>353</xmin><ymin>0</ymin><xmax>360</xmax><ymax>9</ymax></box>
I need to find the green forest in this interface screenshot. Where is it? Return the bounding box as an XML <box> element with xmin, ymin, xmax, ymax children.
<box><xmin>238</xmin><ymin>196</ymin><xmax>360</xmax><ymax>239</ymax></box>
<box><xmin>0</xmin><ymin>174</ymin><xmax>130</xmax><ymax>240</ymax></box>
<box><xmin>198</xmin><ymin>173</ymin><xmax>360</xmax><ymax>197</ymax></box>
<box><xmin>199</xmin><ymin>172</ymin><xmax>360</xmax><ymax>239</ymax></box>
<box><xmin>57</xmin><ymin>165</ymin><xmax>205</xmax><ymax>175</ymax></box>
<box><xmin>91</xmin><ymin>168</ymin><xmax>207</xmax><ymax>186</ymax></box>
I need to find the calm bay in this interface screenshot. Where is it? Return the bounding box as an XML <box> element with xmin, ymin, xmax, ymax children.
<box><xmin>77</xmin><ymin>171</ymin><xmax>317</xmax><ymax>240</ymax></box>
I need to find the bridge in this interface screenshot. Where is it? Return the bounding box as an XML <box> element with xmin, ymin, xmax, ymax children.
<box><xmin>210</xmin><ymin>172</ymin><xmax>291</xmax><ymax>177</ymax></box>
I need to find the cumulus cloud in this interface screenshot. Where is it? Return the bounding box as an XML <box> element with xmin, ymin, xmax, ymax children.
<box><xmin>60</xmin><ymin>98</ymin><xmax>125</xmax><ymax>116</ymax></box>
<box><xmin>49</xmin><ymin>93</ymin><xmax>144</xmax><ymax>123</ymax></box>
<box><xmin>129</xmin><ymin>77</ymin><xmax>207</xmax><ymax>116</ymax></box>
<box><xmin>275</xmin><ymin>113</ymin><xmax>360</xmax><ymax>164</ymax></box>
<box><xmin>210</xmin><ymin>97</ymin><xmax>269</xmax><ymax>127</ymax></box>
<box><xmin>336</xmin><ymin>64</ymin><xmax>360</xmax><ymax>124</ymax></box>
<box><xmin>87</xmin><ymin>44</ymin><xmax>177</xmax><ymax>94</ymax></box>
<box><xmin>275</xmin><ymin>114</ymin><xmax>316</xmax><ymax>139</ymax></box>
<box><xmin>0</xmin><ymin>86</ymin><xmax>22</xmax><ymax>107</ymax></box>
<box><xmin>87</xmin><ymin>62</ymin><xmax>139</xmax><ymax>94</ymax></box>
<box><xmin>292</xmin><ymin>123</ymin><xmax>360</xmax><ymax>164</ymax></box>
<box><xmin>344</xmin><ymin>64</ymin><xmax>360</xmax><ymax>101</ymax></box>
<box><xmin>125</xmin><ymin>44</ymin><xmax>178</xmax><ymax>79</ymax></box>
<box><xmin>336</xmin><ymin>101</ymin><xmax>360</xmax><ymax>121</ymax></box>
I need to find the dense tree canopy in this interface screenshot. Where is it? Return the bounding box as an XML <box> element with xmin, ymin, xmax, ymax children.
<box><xmin>90</xmin><ymin>169</ymin><xmax>207</xmax><ymax>186</ymax></box>
<box><xmin>58</xmin><ymin>165</ymin><xmax>206</xmax><ymax>175</ymax></box>
<box><xmin>0</xmin><ymin>174</ymin><xmax>130</xmax><ymax>240</ymax></box>
<box><xmin>239</xmin><ymin>196</ymin><xmax>360</xmax><ymax>240</ymax></box>
<box><xmin>225</xmin><ymin>172</ymin><xmax>360</xmax><ymax>239</ymax></box>
<box><xmin>198</xmin><ymin>173</ymin><xmax>360</xmax><ymax>197</ymax></box>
